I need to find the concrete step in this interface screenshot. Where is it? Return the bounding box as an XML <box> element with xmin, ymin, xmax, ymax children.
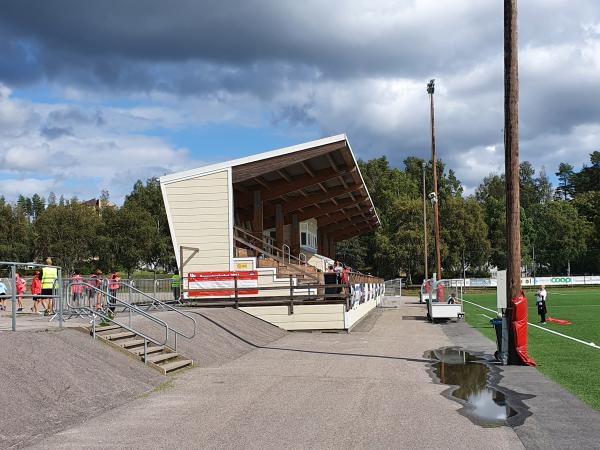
<box><xmin>145</xmin><ymin>352</ymin><xmax>179</xmax><ymax>364</ymax></box>
<box><xmin>130</xmin><ymin>345</ymin><xmax>165</xmax><ymax>356</ymax></box>
<box><xmin>116</xmin><ymin>338</ymin><xmax>145</xmax><ymax>348</ymax></box>
<box><xmin>104</xmin><ymin>331</ymin><xmax>136</xmax><ymax>340</ymax></box>
<box><xmin>94</xmin><ymin>324</ymin><xmax>122</xmax><ymax>332</ymax></box>
<box><xmin>159</xmin><ymin>359</ymin><xmax>193</xmax><ymax>373</ymax></box>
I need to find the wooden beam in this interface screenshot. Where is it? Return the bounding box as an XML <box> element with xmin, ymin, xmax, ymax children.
<box><xmin>252</xmin><ymin>190</ymin><xmax>263</xmax><ymax>247</ymax></box>
<box><xmin>277</xmin><ymin>169</ymin><xmax>291</xmax><ymax>183</ymax></box>
<box><xmin>317</xmin><ymin>209</ymin><xmax>366</xmax><ymax>228</ymax></box>
<box><xmin>320</xmin><ymin>217</ymin><xmax>376</xmax><ymax>235</ymax></box>
<box><xmin>235</xmin><ymin>166</ymin><xmax>355</xmax><ymax>205</ymax></box>
<box><xmin>263</xmin><ymin>196</ymin><xmax>369</xmax><ymax>228</ymax></box>
<box><xmin>232</xmin><ymin>140</ymin><xmax>346</xmax><ymax>183</ymax></box>
<box><xmin>336</xmin><ymin>226</ymin><xmax>374</xmax><ymax>242</ymax></box>
<box><xmin>301</xmin><ymin>161</ymin><xmax>314</xmax><ymax>177</ymax></box>
<box><xmin>339</xmin><ymin>147</ymin><xmax>362</xmax><ymax>186</ymax></box>
<box><xmin>254</xmin><ymin>177</ymin><xmax>269</xmax><ymax>188</ymax></box>
<box><xmin>275</xmin><ymin>204</ymin><xmax>284</xmax><ymax>250</ymax></box>
<box><xmin>291</xmin><ymin>213</ymin><xmax>300</xmax><ymax>256</ymax></box>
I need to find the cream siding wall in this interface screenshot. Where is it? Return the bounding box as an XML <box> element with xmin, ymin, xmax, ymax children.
<box><xmin>241</xmin><ymin>304</ymin><xmax>346</xmax><ymax>330</ymax></box>
<box><xmin>164</xmin><ymin>170</ymin><xmax>231</xmax><ymax>272</ymax></box>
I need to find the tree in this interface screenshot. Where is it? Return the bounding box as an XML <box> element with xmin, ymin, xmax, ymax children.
<box><xmin>531</xmin><ymin>201</ymin><xmax>592</xmax><ymax>274</ymax></box>
<box><xmin>98</xmin><ymin>205</ymin><xmax>161</xmax><ymax>277</ymax></box>
<box><xmin>124</xmin><ymin>177</ymin><xmax>175</xmax><ymax>271</ymax></box>
<box><xmin>0</xmin><ymin>198</ymin><xmax>32</xmax><ymax>262</ymax></box>
<box><xmin>573</xmin><ymin>151</ymin><xmax>600</xmax><ymax>194</ymax></box>
<box><xmin>31</xmin><ymin>194</ymin><xmax>46</xmax><ymax>220</ymax></box>
<box><xmin>555</xmin><ymin>163</ymin><xmax>575</xmax><ymax>200</ymax></box>
<box><xmin>440</xmin><ymin>197</ymin><xmax>491</xmax><ymax>277</ymax></box>
<box><xmin>33</xmin><ymin>202</ymin><xmax>101</xmax><ymax>271</ymax></box>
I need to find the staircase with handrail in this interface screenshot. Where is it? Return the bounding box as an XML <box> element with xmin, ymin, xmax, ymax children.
<box><xmin>66</xmin><ymin>281</ymin><xmax>195</xmax><ymax>375</ymax></box>
<box><xmin>233</xmin><ymin>225</ymin><xmax>322</xmax><ymax>285</ymax></box>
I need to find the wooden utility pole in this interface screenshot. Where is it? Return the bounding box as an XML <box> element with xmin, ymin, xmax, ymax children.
<box><xmin>427</xmin><ymin>79</ymin><xmax>442</xmax><ymax>281</ymax></box>
<box><xmin>504</xmin><ymin>0</ymin><xmax>521</xmax><ymax>364</ymax></box>
<box><xmin>422</xmin><ymin>162</ymin><xmax>429</xmax><ymax>280</ymax></box>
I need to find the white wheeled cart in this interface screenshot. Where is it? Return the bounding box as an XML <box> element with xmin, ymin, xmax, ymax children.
<box><xmin>419</xmin><ymin>278</ymin><xmax>436</xmax><ymax>303</ymax></box>
<box><xmin>426</xmin><ymin>280</ymin><xmax>464</xmax><ymax>322</ymax></box>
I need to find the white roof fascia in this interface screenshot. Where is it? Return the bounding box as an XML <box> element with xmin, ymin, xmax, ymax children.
<box><xmin>159</xmin><ymin>133</ymin><xmax>347</xmax><ymax>185</ymax></box>
<box><xmin>345</xmin><ymin>137</ymin><xmax>381</xmax><ymax>226</ymax></box>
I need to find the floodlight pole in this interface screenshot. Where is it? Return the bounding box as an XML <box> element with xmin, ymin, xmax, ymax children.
<box><xmin>427</xmin><ymin>79</ymin><xmax>442</xmax><ymax>281</ymax></box>
<box><xmin>504</xmin><ymin>0</ymin><xmax>522</xmax><ymax>365</ymax></box>
<box><xmin>422</xmin><ymin>162</ymin><xmax>429</xmax><ymax>280</ymax></box>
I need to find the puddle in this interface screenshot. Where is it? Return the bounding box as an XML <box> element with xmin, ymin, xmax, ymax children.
<box><xmin>425</xmin><ymin>347</ymin><xmax>526</xmax><ymax>427</ymax></box>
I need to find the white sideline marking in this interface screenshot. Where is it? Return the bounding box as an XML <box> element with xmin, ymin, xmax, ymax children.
<box><xmin>463</xmin><ymin>300</ymin><xmax>600</xmax><ymax>350</ymax></box>
<box><xmin>479</xmin><ymin>313</ymin><xmax>495</xmax><ymax>320</ymax></box>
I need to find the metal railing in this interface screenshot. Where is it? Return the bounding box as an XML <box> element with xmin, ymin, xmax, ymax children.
<box><xmin>233</xmin><ymin>226</ymin><xmax>320</xmax><ymax>282</ymax></box>
<box><xmin>0</xmin><ymin>261</ymin><xmax>64</xmax><ymax>331</ymax></box>
<box><xmin>65</xmin><ymin>281</ymin><xmax>169</xmax><ymax>363</ymax></box>
<box><xmin>118</xmin><ymin>280</ymin><xmax>196</xmax><ymax>348</ymax></box>
<box><xmin>182</xmin><ymin>273</ymin><xmax>385</xmax><ymax>314</ymax></box>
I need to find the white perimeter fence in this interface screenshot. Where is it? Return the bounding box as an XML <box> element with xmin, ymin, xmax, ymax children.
<box><xmin>442</xmin><ymin>275</ymin><xmax>600</xmax><ymax>288</ymax></box>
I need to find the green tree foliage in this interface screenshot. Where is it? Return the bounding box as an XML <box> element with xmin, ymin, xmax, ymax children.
<box><xmin>573</xmin><ymin>151</ymin><xmax>600</xmax><ymax>194</ymax></box>
<box><xmin>97</xmin><ymin>205</ymin><xmax>161</xmax><ymax>276</ymax></box>
<box><xmin>530</xmin><ymin>201</ymin><xmax>592</xmax><ymax>274</ymax></box>
<box><xmin>0</xmin><ymin>197</ymin><xmax>33</xmax><ymax>262</ymax></box>
<box><xmin>124</xmin><ymin>177</ymin><xmax>175</xmax><ymax>271</ymax></box>
<box><xmin>555</xmin><ymin>163</ymin><xmax>575</xmax><ymax>200</ymax></box>
<box><xmin>33</xmin><ymin>201</ymin><xmax>101</xmax><ymax>271</ymax></box>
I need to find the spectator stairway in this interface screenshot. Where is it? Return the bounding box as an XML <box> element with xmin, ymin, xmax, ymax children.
<box><xmin>89</xmin><ymin>324</ymin><xmax>193</xmax><ymax>374</ymax></box>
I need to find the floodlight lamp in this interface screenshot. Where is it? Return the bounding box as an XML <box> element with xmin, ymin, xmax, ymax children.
<box><xmin>427</xmin><ymin>79</ymin><xmax>435</xmax><ymax>94</ymax></box>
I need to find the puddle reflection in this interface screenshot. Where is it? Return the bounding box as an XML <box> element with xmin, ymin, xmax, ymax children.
<box><xmin>425</xmin><ymin>347</ymin><xmax>517</xmax><ymax>427</ymax></box>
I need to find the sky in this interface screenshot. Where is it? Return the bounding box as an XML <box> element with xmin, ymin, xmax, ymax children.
<box><xmin>1</xmin><ymin>0</ymin><xmax>600</xmax><ymax>203</ymax></box>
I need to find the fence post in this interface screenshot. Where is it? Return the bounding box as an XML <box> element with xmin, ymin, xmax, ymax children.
<box><xmin>288</xmin><ymin>275</ymin><xmax>294</xmax><ymax>315</ymax></box>
<box><xmin>58</xmin><ymin>268</ymin><xmax>63</xmax><ymax>328</ymax></box>
<box><xmin>234</xmin><ymin>275</ymin><xmax>239</xmax><ymax>309</ymax></box>
<box><xmin>11</xmin><ymin>264</ymin><xmax>16</xmax><ymax>332</ymax></box>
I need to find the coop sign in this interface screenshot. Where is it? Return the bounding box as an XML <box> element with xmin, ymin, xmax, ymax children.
<box><xmin>550</xmin><ymin>277</ymin><xmax>572</xmax><ymax>283</ymax></box>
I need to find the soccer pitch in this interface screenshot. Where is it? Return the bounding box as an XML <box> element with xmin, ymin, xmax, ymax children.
<box><xmin>463</xmin><ymin>287</ymin><xmax>600</xmax><ymax>411</ymax></box>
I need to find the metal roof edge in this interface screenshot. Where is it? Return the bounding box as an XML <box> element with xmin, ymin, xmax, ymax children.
<box><xmin>159</xmin><ymin>134</ymin><xmax>347</xmax><ymax>185</ymax></box>
<box><xmin>344</xmin><ymin>137</ymin><xmax>381</xmax><ymax>227</ymax></box>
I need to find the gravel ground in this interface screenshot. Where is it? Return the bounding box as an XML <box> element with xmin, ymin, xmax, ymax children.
<box><xmin>0</xmin><ymin>328</ymin><xmax>164</xmax><ymax>449</ymax></box>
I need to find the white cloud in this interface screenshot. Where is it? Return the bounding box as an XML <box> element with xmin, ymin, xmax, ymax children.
<box><xmin>0</xmin><ymin>85</ymin><xmax>204</xmax><ymax>202</ymax></box>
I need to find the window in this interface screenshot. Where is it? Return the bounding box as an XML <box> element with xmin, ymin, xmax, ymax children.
<box><xmin>299</xmin><ymin>220</ymin><xmax>318</xmax><ymax>251</ymax></box>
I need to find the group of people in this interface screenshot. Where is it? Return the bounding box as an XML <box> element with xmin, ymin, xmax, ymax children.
<box><xmin>70</xmin><ymin>269</ymin><xmax>121</xmax><ymax>313</ymax></box>
<box><xmin>0</xmin><ymin>259</ymin><xmax>122</xmax><ymax>316</ymax></box>
<box><xmin>0</xmin><ymin>258</ymin><xmax>59</xmax><ymax>315</ymax></box>
<box><xmin>326</xmin><ymin>260</ymin><xmax>351</xmax><ymax>285</ymax></box>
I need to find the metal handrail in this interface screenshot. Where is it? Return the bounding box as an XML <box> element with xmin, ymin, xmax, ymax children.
<box><xmin>299</xmin><ymin>253</ymin><xmax>307</xmax><ymax>264</ymax></box>
<box><xmin>233</xmin><ymin>234</ymin><xmax>320</xmax><ymax>282</ymax></box>
<box><xmin>282</xmin><ymin>244</ymin><xmax>291</xmax><ymax>264</ymax></box>
<box><xmin>65</xmin><ymin>281</ymin><xmax>170</xmax><ymax>346</ymax></box>
<box><xmin>118</xmin><ymin>280</ymin><xmax>197</xmax><ymax>340</ymax></box>
<box><xmin>234</xmin><ymin>226</ymin><xmax>309</xmax><ymax>267</ymax></box>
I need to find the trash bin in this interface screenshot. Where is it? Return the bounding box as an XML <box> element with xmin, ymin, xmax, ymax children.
<box><xmin>490</xmin><ymin>318</ymin><xmax>503</xmax><ymax>361</ymax></box>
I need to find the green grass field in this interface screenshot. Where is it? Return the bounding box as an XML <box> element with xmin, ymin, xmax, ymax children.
<box><xmin>463</xmin><ymin>287</ymin><xmax>600</xmax><ymax>411</ymax></box>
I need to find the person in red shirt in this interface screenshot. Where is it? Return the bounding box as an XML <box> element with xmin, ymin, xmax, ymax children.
<box><xmin>15</xmin><ymin>272</ymin><xmax>26</xmax><ymax>312</ymax></box>
<box><xmin>71</xmin><ymin>270</ymin><xmax>84</xmax><ymax>306</ymax></box>
<box><xmin>30</xmin><ymin>271</ymin><xmax>43</xmax><ymax>314</ymax></box>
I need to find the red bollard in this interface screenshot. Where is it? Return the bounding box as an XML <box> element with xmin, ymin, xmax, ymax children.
<box><xmin>512</xmin><ymin>295</ymin><xmax>536</xmax><ymax>366</ymax></box>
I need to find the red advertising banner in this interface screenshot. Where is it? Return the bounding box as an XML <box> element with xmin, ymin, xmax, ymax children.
<box><xmin>188</xmin><ymin>271</ymin><xmax>259</xmax><ymax>297</ymax></box>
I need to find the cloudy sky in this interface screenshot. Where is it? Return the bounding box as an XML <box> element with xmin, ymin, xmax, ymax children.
<box><xmin>1</xmin><ymin>0</ymin><xmax>600</xmax><ymax>202</ymax></box>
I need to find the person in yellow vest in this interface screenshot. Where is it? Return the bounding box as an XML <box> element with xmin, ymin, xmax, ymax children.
<box><xmin>171</xmin><ymin>273</ymin><xmax>181</xmax><ymax>301</ymax></box>
<box><xmin>41</xmin><ymin>257</ymin><xmax>58</xmax><ymax>316</ymax></box>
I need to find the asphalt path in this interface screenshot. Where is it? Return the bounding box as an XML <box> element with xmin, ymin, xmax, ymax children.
<box><xmin>32</xmin><ymin>298</ymin><xmax>525</xmax><ymax>449</ymax></box>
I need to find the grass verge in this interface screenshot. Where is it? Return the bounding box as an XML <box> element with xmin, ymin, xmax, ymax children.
<box><xmin>463</xmin><ymin>287</ymin><xmax>600</xmax><ymax>411</ymax></box>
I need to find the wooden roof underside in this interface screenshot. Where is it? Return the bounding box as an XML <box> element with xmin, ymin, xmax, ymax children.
<box><xmin>233</xmin><ymin>139</ymin><xmax>379</xmax><ymax>240</ymax></box>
